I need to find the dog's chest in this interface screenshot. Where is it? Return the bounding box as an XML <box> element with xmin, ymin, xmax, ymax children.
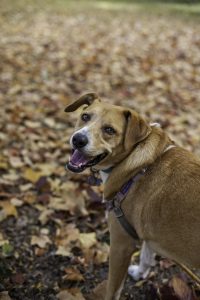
<box><xmin>100</xmin><ymin>171</ymin><xmax>109</xmax><ymax>183</ymax></box>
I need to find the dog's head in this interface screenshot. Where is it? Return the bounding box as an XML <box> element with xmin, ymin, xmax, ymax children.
<box><xmin>65</xmin><ymin>93</ymin><xmax>151</xmax><ymax>173</ymax></box>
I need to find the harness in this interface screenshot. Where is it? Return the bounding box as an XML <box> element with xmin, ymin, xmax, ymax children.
<box><xmin>89</xmin><ymin>144</ymin><xmax>200</xmax><ymax>286</ymax></box>
<box><xmin>90</xmin><ymin>144</ymin><xmax>176</xmax><ymax>240</ymax></box>
<box><xmin>105</xmin><ymin>169</ymin><xmax>146</xmax><ymax>240</ymax></box>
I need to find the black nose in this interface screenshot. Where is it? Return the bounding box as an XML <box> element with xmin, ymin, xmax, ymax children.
<box><xmin>72</xmin><ymin>133</ymin><xmax>88</xmax><ymax>148</ymax></box>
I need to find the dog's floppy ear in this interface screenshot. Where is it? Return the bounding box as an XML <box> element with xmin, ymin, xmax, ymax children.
<box><xmin>64</xmin><ymin>92</ymin><xmax>100</xmax><ymax>112</ymax></box>
<box><xmin>123</xmin><ymin>110</ymin><xmax>151</xmax><ymax>150</ymax></box>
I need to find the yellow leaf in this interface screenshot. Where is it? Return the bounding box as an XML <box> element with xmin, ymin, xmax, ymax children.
<box><xmin>0</xmin><ymin>201</ymin><xmax>18</xmax><ymax>218</ymax></box>
<box><xmin>23</xmin><ymin>168</ymin><xmax>42</xmax><ymax>183</ymax></box>
<box><xmin>79</xmin><ymin>233</ymin><xmax>97</xmax><ymax>249</ymax></box>
<box><xmin>0</xmin><ymin>161</ymin><xmax>8</xmax><ymax>169</ymax></box>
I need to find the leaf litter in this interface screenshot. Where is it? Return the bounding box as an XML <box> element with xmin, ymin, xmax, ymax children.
<box><xmin>0</xmin><ymin>1</ymin><xmax>200</xmax><ymax>299</ymax></box>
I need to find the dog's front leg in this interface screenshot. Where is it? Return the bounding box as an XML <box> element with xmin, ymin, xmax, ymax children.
<box><xmin>105</xmin><ymin>213</ymin><xmax>136</xmax><ymax>300</ymax></box>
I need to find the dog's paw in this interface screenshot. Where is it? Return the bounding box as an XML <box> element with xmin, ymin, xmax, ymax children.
<box><xmin>128</xmin><ymin>265</ymin><xmax>151</xmax><ymax>281</ymax></box>
<box><xmin>128</xmin><ymin>265</ymin><xmax>142</xmax><ymax>281</ymax></box>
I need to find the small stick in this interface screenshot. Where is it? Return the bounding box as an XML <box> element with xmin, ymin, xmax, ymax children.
<box><xmin>176</xmin><ymin>261</ymin><xmax>200</xmax><ymax>287</ymax></box>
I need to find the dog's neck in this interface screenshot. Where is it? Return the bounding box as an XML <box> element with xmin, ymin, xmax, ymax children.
<box><xmin>103</xmin><ymin>127</ymin><xmax>173</xmax><ymax>200</ymax></box>
<box><xmin>99</xmin><ymin>124</ymin><xmax>165</xmax><ymax>185</ymax></box>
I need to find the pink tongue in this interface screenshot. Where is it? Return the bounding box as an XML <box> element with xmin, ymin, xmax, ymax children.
<box><xmin>70</xmin><ymin>149</ymin><xmax>89</xmax><ymax>165</ymax></box>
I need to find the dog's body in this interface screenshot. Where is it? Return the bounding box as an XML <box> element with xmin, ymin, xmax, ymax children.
<box><xmin>65</xmin><ymin>93</ymin><xmax>200</xmax><ymax>300</ymax></box>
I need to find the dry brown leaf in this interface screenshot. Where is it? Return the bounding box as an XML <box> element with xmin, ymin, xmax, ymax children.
<box><xmin>57</xmin><ymin>290</ymin><xmax>85</xmax><ymax>300</ymax></box>
<box><xmin>9</xmin><ymin>156</ymin><xmax>24</xmax><ymax>168</ymax></box>
<box><xmin>94</xmin><ymin>242</ymin><xmax>109</xmax><ymax>264</ymax></box>
<box><xmin>0</xmin><ymin>201</ymin><xmax>18</xmax><ymax>218</ymax></box>
<box><xmin>170</xmin><ymin>276</ymin><xmax>194</xmax><ymax>300</ymax></box>
<box><xmin>39</xmin><ymin>209</ymin><xmax>54</xmax><ymax>225</ymax></box>
<box><xmin>19</xmin><ymin>183</ymin><xmax>33</xmax><ymax>192</ymax></box>
<box><xmin>56</xmin><ymin>224</ymin><xmax>80</xmax><ymax>248</ymax></box>
<box><xmin>23</xmin><ymin>192</ymin><xmax>36</xmax><ymax>204</ymax></box>
<box><xmin>63</xmin><ymin>267</ymin><xmax>85</xmax><ymax>282</ymax></box>
<box><xmin>83</xmin><ymin>242</ymin><xmax>109</xmax><ymax>265</ymax></box>
<box><xmin>0</xmin><ymin>291</ymin><xmax>12</xmax><ymax>300</ymax></box>
<box><xmin>55</xmin><ymin>246</ymin><xmax>71</xmax><ymax>257</ymax></box>
<box><xmin>3</xmin><ymin>172</ymin><xmax>20</xmax><ymax>181</ymax></box>
<box><xmin>10</xmin><ymin>198</ymin><xmax>23</xmax><ymax>207</ymax></box>
<box><xmin>31</xmin><ymin>235</ymin><xmax>52</xmax><ymax>248</ymax></box>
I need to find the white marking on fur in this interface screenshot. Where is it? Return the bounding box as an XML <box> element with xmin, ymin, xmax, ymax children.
<box><xmin>128</xmin><ymin>241</ymin><xmax>156</xmax><ymax>280</ymax></box>
<box><xmin>150</xmin><ymin>122</ymin><xmax>161</xmax><ymax>128</ymax></box>
<box><xmin>70</xmin><ymin>126</ymin><xmax>90</xmax><ymax>147</ymax></box>
<box><xmin>163</xmin><ymin>144</ymin><xmax>176</xmax><ymax>153</ymax></box>
<box><xmin>100</xmin><ymin>170</ymin><xmax>110</xmax><ymax>184</ymax></box>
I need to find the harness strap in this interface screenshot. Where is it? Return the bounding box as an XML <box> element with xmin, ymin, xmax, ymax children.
<box><xmin>106</xmin><ymin>169</ymin><xmax>146</xmax><ymax>240</ymax></box>
<box><xmin>105</xmin><ymin>144</ymin><xmax>176</xmax><ymax>240</ymax></box>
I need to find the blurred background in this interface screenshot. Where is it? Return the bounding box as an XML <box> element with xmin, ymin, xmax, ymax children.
<box><xmin>0</xmin><ymin>1</ymin><xmax>200</xmax><ymax>299</ymax></box>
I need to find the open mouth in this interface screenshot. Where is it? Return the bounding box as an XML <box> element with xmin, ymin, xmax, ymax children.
<box><xmin>66</xmin><ymin>149</ymin><xmax>108</xmax><ymax>173</ymax></box>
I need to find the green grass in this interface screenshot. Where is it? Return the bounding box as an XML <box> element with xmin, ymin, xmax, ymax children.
<box><xmin>48</xmin><ymin>0</ymin><xmax>200</xmax><ymax>19</ymax></box>
<box><xmin>1</xmin><ymin>0</ymin><xmax>200</xmax><ymax>21</ymax></box>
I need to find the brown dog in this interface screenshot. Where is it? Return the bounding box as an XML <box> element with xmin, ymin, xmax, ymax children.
<box><xmin>65</xmin><ymin>93</ymin><xmax>200</xmax><ymax>300</ymax></box>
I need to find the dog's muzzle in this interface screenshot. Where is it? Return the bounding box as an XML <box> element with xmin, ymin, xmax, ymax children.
<box><xmin>66</xmin><ymin>149</ymin><xmax>107</xmax><ymax>173</ymax></box>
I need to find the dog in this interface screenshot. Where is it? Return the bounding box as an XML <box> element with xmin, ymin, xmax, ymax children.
<box><xmin>65</xmin><ymin>92</ymin><xmax>200</xmax><ymax>300</ymax></box>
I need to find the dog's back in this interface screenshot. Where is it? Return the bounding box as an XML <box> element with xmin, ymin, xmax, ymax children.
<box><xmin>132</xmin><ymin>147</ymin><xmax>200</xmax><ymax>268</ymax></box>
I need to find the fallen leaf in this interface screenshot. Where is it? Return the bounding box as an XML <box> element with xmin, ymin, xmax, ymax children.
<box><xmin>23</xmin><ymin>168</ymin><xmax>43</xmax><ymax>183</ymax></box>
<box><xmin>170</xmin><ymin>276</ymin><xmax>195</xmax><ymax>300</ymax></box>
<box><xmin>10</xmin><ymin>198</ymin><xmax>23</xmax><ymax>207</ymax></box>
<box><xmin>9</xmin><ymin>156</ymin><xmax>24</xmax><ymax>168</ymax></box>
<box><xmin>57</xmin><ymin>290</ymin><xmax>85</xmax><ymax>300</ymax></box>
<box><xmin>55</xmin><ymin>246</ymin><xmax>71</xmax><ymax>257</ymax></box>
<box><xmin>63</xmin><ymin>267</ymin><xmax>85</xmax><ymax>282</ymax></box>
<box><xmin>31</xmin><ymin>235</ymin><xmax>52</xmax><ymax>248</ymax></box>
<box><xmin>19</xmin><ymin>183</ymin><xmax>33</xmax><ymax>192</ymax></box>
<box><xmin>0</xmin><ymin>233</ymin><xmax>9</xmax><ymax>247</ymax></box>
<box><xmin>0</xmin><ymin>201</ymin><xmax>18</xmax><ymax>218</ymax></box>
<box><xmin>39</xmin><ymin>209</ymin><xmax>54</xmax><ymax>225</ymax></box>
<box><xmin>160</xmin><ymin>258</ymin><xmax>175</xmax><ymax>269</ymax></box>
<box><xmin>79</xmin><ymin>232</ymin><xmax>97</xmax><ymax>249</ymax></box>
<box><xmin>0</xmin><ymin>291</ymin><xmax>12</xmax><ymax>300</ymax></box>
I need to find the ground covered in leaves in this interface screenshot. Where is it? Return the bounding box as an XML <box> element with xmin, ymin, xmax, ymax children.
<box><xmin>0</xmin><ymin>1</ymin><xmax>200</xmax><ymax>299</ymax></box>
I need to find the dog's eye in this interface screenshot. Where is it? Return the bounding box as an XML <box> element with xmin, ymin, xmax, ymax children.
<box><xmin>81</xmin><ymin>113</ymin><xmax>91</xmax><ymax>122</ymax></box>
<box><xmin>103</xmin><ymin>126</ymin><xmax>116</xmax><ymax>135</ymax></box>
